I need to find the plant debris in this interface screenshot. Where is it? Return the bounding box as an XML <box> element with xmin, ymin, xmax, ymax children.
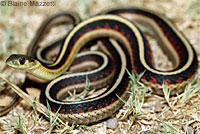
<box><xmin>0</xmin><ymin>0</ymin><xmax>199</xmax><ymax>133</ymax></box>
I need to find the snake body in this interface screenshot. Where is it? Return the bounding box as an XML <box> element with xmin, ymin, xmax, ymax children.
<box><xmin>6</xmin><ymin>7</ymin><xmax>198</xmax><ymax>124</ymax></box>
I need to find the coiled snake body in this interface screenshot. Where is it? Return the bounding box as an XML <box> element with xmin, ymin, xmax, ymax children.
<box><xmin>6</xmin><ymin>7</ymin><xmax>198</xmax><ymax>124</ymax></box>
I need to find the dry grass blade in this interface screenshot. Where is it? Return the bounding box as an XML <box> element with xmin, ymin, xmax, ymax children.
<box><xmin>180</xmin><ymin>70</ymin><xmax>200</xmax><ymax>104</ymax></box>
<box><xmin>46</xmin><ymin>100</ymin><xmax>62</xmax><ymax>134</ymax></box>
<box><xmin>0</xmin><ymin>74</ymin><xmax>47</xmax><ymax>115</ymax></box>
<box><xmin>162</xmin><ymin>84</ymin><xmax>173</xmax><ymax>109</ymax></box>
<box><xmin>117</xmin><ymin>70</ymin><xmax>150</xmax><ymax>128</ymax></box>
<box><xmin>187</xmin><ymin>0</ymin><xmax>200</xmax><ymax>18</ymax></box>
<box><xmin>65</xmin><ymin>76</ymin><xmax>90</xmax><ymax>101</ymax></box>
<box><xmin>0</xmin><ymin>129</ymin><xmax>3</xmax><ymax>134</ymax></box>
<box><xmin>9</xmin><ymin>116</ymin><xmax>28</xmax><ymax>134</ymax></box>
<box><xmin>32</xmin><ymin>97</ymin><xmax>38</xmax><ymax>122</ymax></box>
<box><xmin>0</xmin><ymin>74</ymin><xmax>65</xmax><ymax>126</ymax></box>
<box><xmin>158</xmin><ymin>116</ymin><xmax>179</xmax><ymax>134</ymax></box>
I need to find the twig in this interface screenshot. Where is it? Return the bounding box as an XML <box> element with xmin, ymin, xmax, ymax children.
<box><xmin>0</xmin><ymin>74</ymin><xmax>65</xmax><ymax>126</ymax></box>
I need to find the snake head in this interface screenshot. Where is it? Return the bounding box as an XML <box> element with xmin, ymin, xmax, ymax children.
<box><xmin>6</xmin><ymin>54</ymin><xmax>39</xmax><ymax>71</ymax></box>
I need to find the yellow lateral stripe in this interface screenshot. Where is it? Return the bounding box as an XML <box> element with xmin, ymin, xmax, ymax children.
<box><xmin>49</xmin><ymin>15</ymin><xmax>194</xmax><ymax>75</ymax></box>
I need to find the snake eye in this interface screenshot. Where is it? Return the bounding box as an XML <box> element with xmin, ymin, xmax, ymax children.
<box><xmin>19</xmin><ymin>57</ymin><xmax>26</xmax><ymax>65</ymax></box>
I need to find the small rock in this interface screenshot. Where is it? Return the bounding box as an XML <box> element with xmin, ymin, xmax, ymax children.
<box><xmin>140</xmin><ymin>131</ymin><xmax>152</xmax><ymax>134</ymax></box>
<box><xmin>182</xmin><ymin>125</ymin><xmax>194</xmax><ymax>134</ymax></box>
<box><xmin>106</xmin><ymin>118</ymin><xmax>118</xmax><ymax>129</ymax></box>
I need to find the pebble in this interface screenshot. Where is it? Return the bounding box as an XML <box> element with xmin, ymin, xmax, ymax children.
<box><xmin>182</xmin><ymin>125</ymin><xmax>194</xmax><ymax>134</ymax></box>
<box><xmin>140</xmin><ymin>131</ymin><xmax>152</xmax><ymax>134</ymax></box>
<box><xmin>106</xmin><ymin>118</ymin><xmax>118</xmax><ymax>129</ymax></box>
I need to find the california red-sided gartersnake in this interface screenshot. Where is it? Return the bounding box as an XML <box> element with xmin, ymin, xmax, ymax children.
<box><xmin>5</xmin><ymin>7</ymin><xmax>198</xmax><ymax>124</ymax></box>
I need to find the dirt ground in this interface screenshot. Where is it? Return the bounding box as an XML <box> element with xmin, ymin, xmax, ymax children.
<box><xmin>0</xmin><ymin>0</ymin><xmax>199</xmax><ymax>133</ymax></box>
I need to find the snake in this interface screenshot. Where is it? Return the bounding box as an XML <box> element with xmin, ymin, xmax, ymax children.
<box><xmin>5</xmin><ymin>7</ymin><xmax>198</xmax><ymax>124</ymax></box>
